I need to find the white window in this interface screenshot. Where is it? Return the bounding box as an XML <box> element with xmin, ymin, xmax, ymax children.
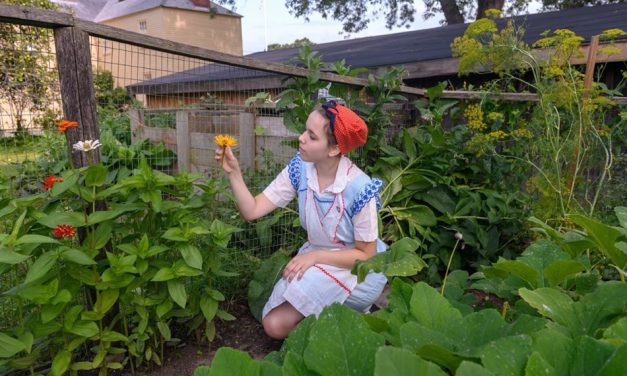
<box><xmin>139</xmin><ymin>20</ymin><xmax>147</xmax><ymax>32</ymax></box>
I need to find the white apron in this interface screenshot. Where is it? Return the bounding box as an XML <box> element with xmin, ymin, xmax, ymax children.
<box><xmin>262</xmin><ymin>188</ymin><xmax>359</xmax><ymax>318</ymax></box>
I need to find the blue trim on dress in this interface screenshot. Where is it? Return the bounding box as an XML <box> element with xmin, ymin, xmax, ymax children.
<box><xmin>349</xmin><ymin>178</ymin><xmax>383</xmax><ymax>217</ymax></box>
<box><xmin>288</xmin><ymin>152</ymin><xmax>302</xmax><ymax>192</ymax></box>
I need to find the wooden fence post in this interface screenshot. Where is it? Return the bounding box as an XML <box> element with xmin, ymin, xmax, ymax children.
<box><xmin>129</xmin><ymin>108</ymin><xmax>144</xmax><ymax>144</ymax></box>
<box><xmin>238</xmin><ymin>112</ymin><xmax>254</xmax><ymax>171</ymax></box>
<box><xmin>54</xmin><ymin>27</ymin><xmax>100</xmax><ymax>167</ymax></box>
<box><xmin>176</xmin><ymin>111</ymin><xmax>190</xmax><ymax>172</ymax></box>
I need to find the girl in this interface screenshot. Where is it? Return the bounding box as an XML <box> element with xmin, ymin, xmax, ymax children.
<box><xmin>216</xmin><ymin>100</ymin><xmax>387</xmax><ymax>339</ymax></box>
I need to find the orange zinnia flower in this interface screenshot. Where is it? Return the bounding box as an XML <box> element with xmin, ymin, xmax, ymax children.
<box><xmin>57</xmin><ymin>119</ymin><xmax>78</xmax><ymax>132</ymax></box>
<box><xmin>42</xmin><ymin>175</ymin><xmax>63</xmax><ymax>190</ymax></box>
<box><xmin>52</xmin><ymin>224</ymin><xmax>76</xmax><ymax>238</ymax></box>
<box><xmin>214</xmin><ymin>134</ymin><xmax>237</xmax><ymax>166</ymax></box>
<box><xmin>214</xmin><ymin>134</ymin><xmax>238</xmax><ymax>148</ymax></box>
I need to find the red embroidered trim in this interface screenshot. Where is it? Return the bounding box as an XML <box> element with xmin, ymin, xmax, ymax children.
<box><xmin>314</xmin><ymin>265</ymin><xmax>352</xmax><ymax>295</ymax></box>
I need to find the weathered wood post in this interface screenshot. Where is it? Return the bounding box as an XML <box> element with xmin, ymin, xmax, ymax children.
<box><xmin>176</xmin><ymin>110</ymin><xmax>191</xmax><ymax>172</ymax></box>
<box><xmin>54</xmin><ymin>26</ymin><xmax>100</xmax><ymax>167</ymax></box>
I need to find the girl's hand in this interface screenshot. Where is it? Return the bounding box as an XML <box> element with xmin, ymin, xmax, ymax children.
<box><xmin>215</xmin><ymin>146</ymin><xmax>241</xmax><ymax>174</ymax></box>
<box><xmin>283</xmin><ymin>251</ymin><xmax>318</xmax><ymax>282</ymax></box>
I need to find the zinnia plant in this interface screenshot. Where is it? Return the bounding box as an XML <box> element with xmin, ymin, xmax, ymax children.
<box><xmin>57</xmin><ymin>119</ymin><xmax>78</xmax><ymax>132</ymax></box>
<box><xmin>42</xmin><ymin>176</ymin><xmax>63</xmax><ymax>190</ymax></box>
<box><xmin>52</xmin><ymin>224</ymin><xmax>76</xmax><ymax>238</ymax></box>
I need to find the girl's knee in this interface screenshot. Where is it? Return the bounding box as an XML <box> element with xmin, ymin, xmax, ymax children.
<box><xmin>262</xmin><ymin>315</ymin><xmax>289</xmax><ymax>340</ymax></box>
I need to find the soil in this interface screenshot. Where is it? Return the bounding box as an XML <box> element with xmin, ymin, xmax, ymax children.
<box><xmin>118</xmin><ymin>298</ymin><xmax>283</xmax><ymax>376</ymax></box>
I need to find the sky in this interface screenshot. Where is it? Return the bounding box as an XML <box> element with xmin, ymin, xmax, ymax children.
<box><xmin>233</xmin><ymin>1</ymin><xmax>445</xmax><ymax>55</ymax></box>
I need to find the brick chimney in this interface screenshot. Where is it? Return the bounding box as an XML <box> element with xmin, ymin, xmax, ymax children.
<box><xmin>191</xmin><ymin>0</ymin><xmax>210</xmax><ymax>7</ymax></box>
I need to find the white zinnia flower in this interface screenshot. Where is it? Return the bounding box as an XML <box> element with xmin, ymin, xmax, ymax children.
<box><xmin>73</xmin><ymin>139</ymin><xmax>101</xmax><ymax>152</ymax></box>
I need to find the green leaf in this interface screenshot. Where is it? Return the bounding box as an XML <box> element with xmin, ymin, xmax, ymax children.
<box><xmin>37</xmin><ymin>212</ymin><xmax>85</xmax><ymax>228</ymax></box>
<box><xmin>67</xmin><ymin>320</ymin><xmax>99</xmax><ymax>338</ymax></box>
<box><xmin>156</xmin><ymin>299</ymin><xmax>173</xmax><ymax>319</ymax></box>
<box><xmin>216</xmin><ymin>310</ymin><xmax>235</xmax><ymax>321</ymax></box>
<box><xmin>455</xmin><ymin>361</ymin><xmax>494</xmax><ymax>376</ymax></box>
<box><xmin>603</xmin><ymin>317</ymin><xmax>627</xmax><ymax>343</ymax></box>
<box><xmin>61</xmin><ymin>248</ymin><xmax>96</xmax><ymax>265</ymax></box>
<box><xmin>410</xmin><ymin>282</ymin><xmax>463</xmax><ymax>332</ymax></box>
<box><xmin>50</xmin><ymin>350</ymin><xmax>71</xmax><ymax>376</ymax></box>
<box><xmin>525</xmin><ymin>352</ymin><xmax>556</xmax><ymax>376</ymax></box>
<box><xmin>569</xmin><ymin>336</ymin><xmax>618</xmax><ymax>376</ymax></box>
<box><xmin>206</xmin><ymin>347</ymin><xmax>281</xmax><ymax>375</ymax></box>
<box><xmin>479</xmin><ymin>335</ymin><xmax>532</xmax><ymax>376</ymax></box>
<box><xmin>493</xmin><ymin>260</ymin><xmax>539</xmax><ymax>289</ymax></box>
<box><xmin>304</xmin><ymin>304</ymin><xmax>385</xmax><ymax>376</ymax></box>
<box><xmin>17</xmin><ymin>278</ymin><xmax>59</xmax><ymax>304</ymax></box>
<box><xmin>520</xmin><ymin>282</ymin><xmax>627</xmax><ymax>337</ymax></box>
<box><xmin>51</xmin><ymin>170</ymin><xmax>79</xmax><ymax>197</ymax></box>
<box><xmin>615</xmin><ymin>207</ymin><xmax>627</xmax><ymax>229</ymax></box>
<box><xmin>200</xmin><ymin>295</ymin><xmax>219</xmax><ymax>322</ymax></box>
<box><xmin>84</xmin><ymin>164</ymin><xmax>107</xmax><ymax>187</ymax></box>
<box><xmin>100</xmin><ymin>330</ymin><xmax>128</xmax><ymax>343</ymax></box>
<box><xmin>530</xmin><ymin>328</ymin><xmax>573</xmax><ymax>376</ymax></box>
<box><xmin>569</xmin><ymin>214</ymin><xmax>627</xmax><ymax>268</ymax></box>
<box><xmin>18</xmin><ymin>332</ymin><xmax>33</xmax><ymax>354</ymax></box>
<box><xmin>179</xmin><ymin>244</ymin><xmax>202</xmax><ymax>269</ymax></box>
<box><xmin>352</xmin><ymin>237</ymin><xmax>426</xmax><ymax>283</ymax></box>
<box><xmin>152</xmin><ymin>267</ymin><xmax>175</xmax><ymax>282</ymax></box>
<box><xmin>84</xmin><ymin>222</ymin><xmax>112</xmax><ymax>250</ymax></box>
<box><xmin>162</xmin><ymin>227</ymin><xmax>187</xmax><ymax>242</ymax></box>
<box><xmin>596</xmin><ymin>344</ymin><xmax>627</xmax><ymax>376</ymax></box>
<box><xmin>0</xmin><ymin>250</ymin><xmax>30</xmax><ymax>265</ymax></box>
<box><xmin>374</xmin><ymin>346</ymin><xmax>447</xmax><ymax>376</ymax></box>
<box><xmin>156</xmin><ymin>322</ymin><xmax>171</xmax><ymax>341</ymax></box>
<box><xmin>0</xmin><ymin>332</ymin><xmax>26</xmax><ymax>358</ymax></box>
<box><xmin>95</xmin><ymin>289</ymin><xmax>119</xmax><ymax>315</ymax></box>
<box><xmin>25</xmin><ymin>252</ymin><xmax>57</xmax><ymax>284</ymax></box>
<box><xmin>167</xmin><ymin>279</ymin><xmax>187</xmax><ymax>308</ymax></box>
<box><xmin>15</xmin><ymin>235</ymin><xmax>60</xmax><ymax>245</ymax></box>
<box><xmin>86</xmin><ymin>208</ymin><xmax>130</xmax><ymax>226</ymax></box>
<box><xmin>544</xmin><ymin>260</ymin><xmax>585</xmax><ymax>287</ymax></box>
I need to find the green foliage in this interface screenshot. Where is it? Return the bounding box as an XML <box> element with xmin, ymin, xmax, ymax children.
<box><xmin>370</xmin><ymin>122</ymin><xmax>529</xmax><ymax>279</ymax></box>
<box><xmin>94</xmin><ymin>70</ymin><xmax>132</xmax><ymax>112</ymax></box>
<box><xmin>199</xmin><ymin>246</ymin><xmax>627</xmax><ymax>375</ymax></box>
<box><xmin>452</xmin><ymin>20</ymin><xmax>627</xmax><ymax>221</ymax></box>
<box><xmin>0</xmin><ymin>158</ymin><xmax>240</xmax><ymax>374</ymax></box>
<box><xmin>0</xmin><ymin>0</ymin><xmax>58</xmax><ymax>133</ymax></box>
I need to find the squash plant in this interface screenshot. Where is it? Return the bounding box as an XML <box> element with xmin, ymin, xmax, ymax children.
<box><xmin>0</xmin><ymin>158</ymin><xmax>239</xmax><ymax>375</ymax></box>
<box><xmin>198</xmin><ymin>233</ymin><xmax>627</xmax><ymax>376</ymax></box>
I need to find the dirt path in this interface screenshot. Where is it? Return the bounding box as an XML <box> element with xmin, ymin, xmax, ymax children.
<box><xmin>120</xmin><ymin>299</ymin><xmax>283</xmax><ymax>376</ymax></box>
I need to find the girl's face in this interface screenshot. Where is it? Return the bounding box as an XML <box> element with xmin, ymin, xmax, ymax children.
<box><xmin>298</xmin><ymin>111</ymin><xmax>339</xmax><ymax>162</ymax></box>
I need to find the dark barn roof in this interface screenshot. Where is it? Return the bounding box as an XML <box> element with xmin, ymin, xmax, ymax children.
<box><xmin>129</xmin><ymin>2</ymin><xmax>627</xmax><ymax>95</ymax></box>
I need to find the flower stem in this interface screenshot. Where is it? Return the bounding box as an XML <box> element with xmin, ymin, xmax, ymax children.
<box><xmin>440</xmin><ymin>239</ymin><xmax>460</xmax><ymax>297</ymax></box>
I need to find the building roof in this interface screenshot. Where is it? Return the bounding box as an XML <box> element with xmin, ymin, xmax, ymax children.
<box><xmin>129</xmin><ymin>2</ymin><xmax>627</xmax><ymax>94</ymax></box>
<box><xmin>53</xmin><ymin>0</ymin><xmax>241</xmax><ymax>22</ymax></box>
<box><xmin>53</xmin><ymin>0</ymin><xmax>108</xmax><ymax>21</ymax></box>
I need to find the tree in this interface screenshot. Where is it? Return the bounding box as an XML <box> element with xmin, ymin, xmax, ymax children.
<box><xmin>0</xmin><ymin>0</ymin><xmax>58</xmax><ymax>134</ymax></box>
<box><xmin>267</xmin><ymin>37</ymin><xmax>315</xmax><ymax>51</ymax></box>
<box><xmin>215</xmin><ymin>0</ymin><xmax>622</xmax><ymax>31</ymax></box>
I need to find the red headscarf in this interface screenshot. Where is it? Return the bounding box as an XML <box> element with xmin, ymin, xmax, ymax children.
<box><xmin>321</xmin><ymin>100</ymin><xmax>368</xmax><ymax>155</ymax></box>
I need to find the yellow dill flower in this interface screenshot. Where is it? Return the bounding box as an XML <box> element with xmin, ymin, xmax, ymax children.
<box><xmin>620</xmin><ymin>111</ymin><xmax>627</xmax><ymax>121</ymax></box>
<box><xmin>486</xmin><ymin>130</ymin><xmax>507</xmax><ymax>140</ymax></box>
<box><xmin>600</xmin><ymin>28</ymin><xmax>627</xmax><ymax>41</ymax></box>
<box><xmin>512</xmin><ymin>128</ymin><xmax>532</xmax><ymax>138</ymax></box>
<box><xmin>487</xmin><ymin>112</ymin><xmax>504</xmax><ymax>122</ymax></box>
<box><xmin>464</xmin><ymin>104</ymin><xmax>485</xmax><ymax>131</ymax></box>
<box><xmin>214</xmin><ymin>134</ymin><xmax>238</xmax><ymax>148</ymax></box>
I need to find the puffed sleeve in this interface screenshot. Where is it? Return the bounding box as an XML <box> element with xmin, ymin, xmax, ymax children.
<box><xmin>262</xmin><ymin>166</ymin><xmax>297</xmax><ymax>208</ymax></box>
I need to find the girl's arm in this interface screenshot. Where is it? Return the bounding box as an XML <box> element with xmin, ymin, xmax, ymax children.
<box><xmin>283</xmin><ymin>240</ymin><xmax>376</xmax><ymax>281</ymax></box>
<box><xmin>217</xmin><ymin>146</ymin><xmax>278</xmax><ymax>221</ymax></box>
